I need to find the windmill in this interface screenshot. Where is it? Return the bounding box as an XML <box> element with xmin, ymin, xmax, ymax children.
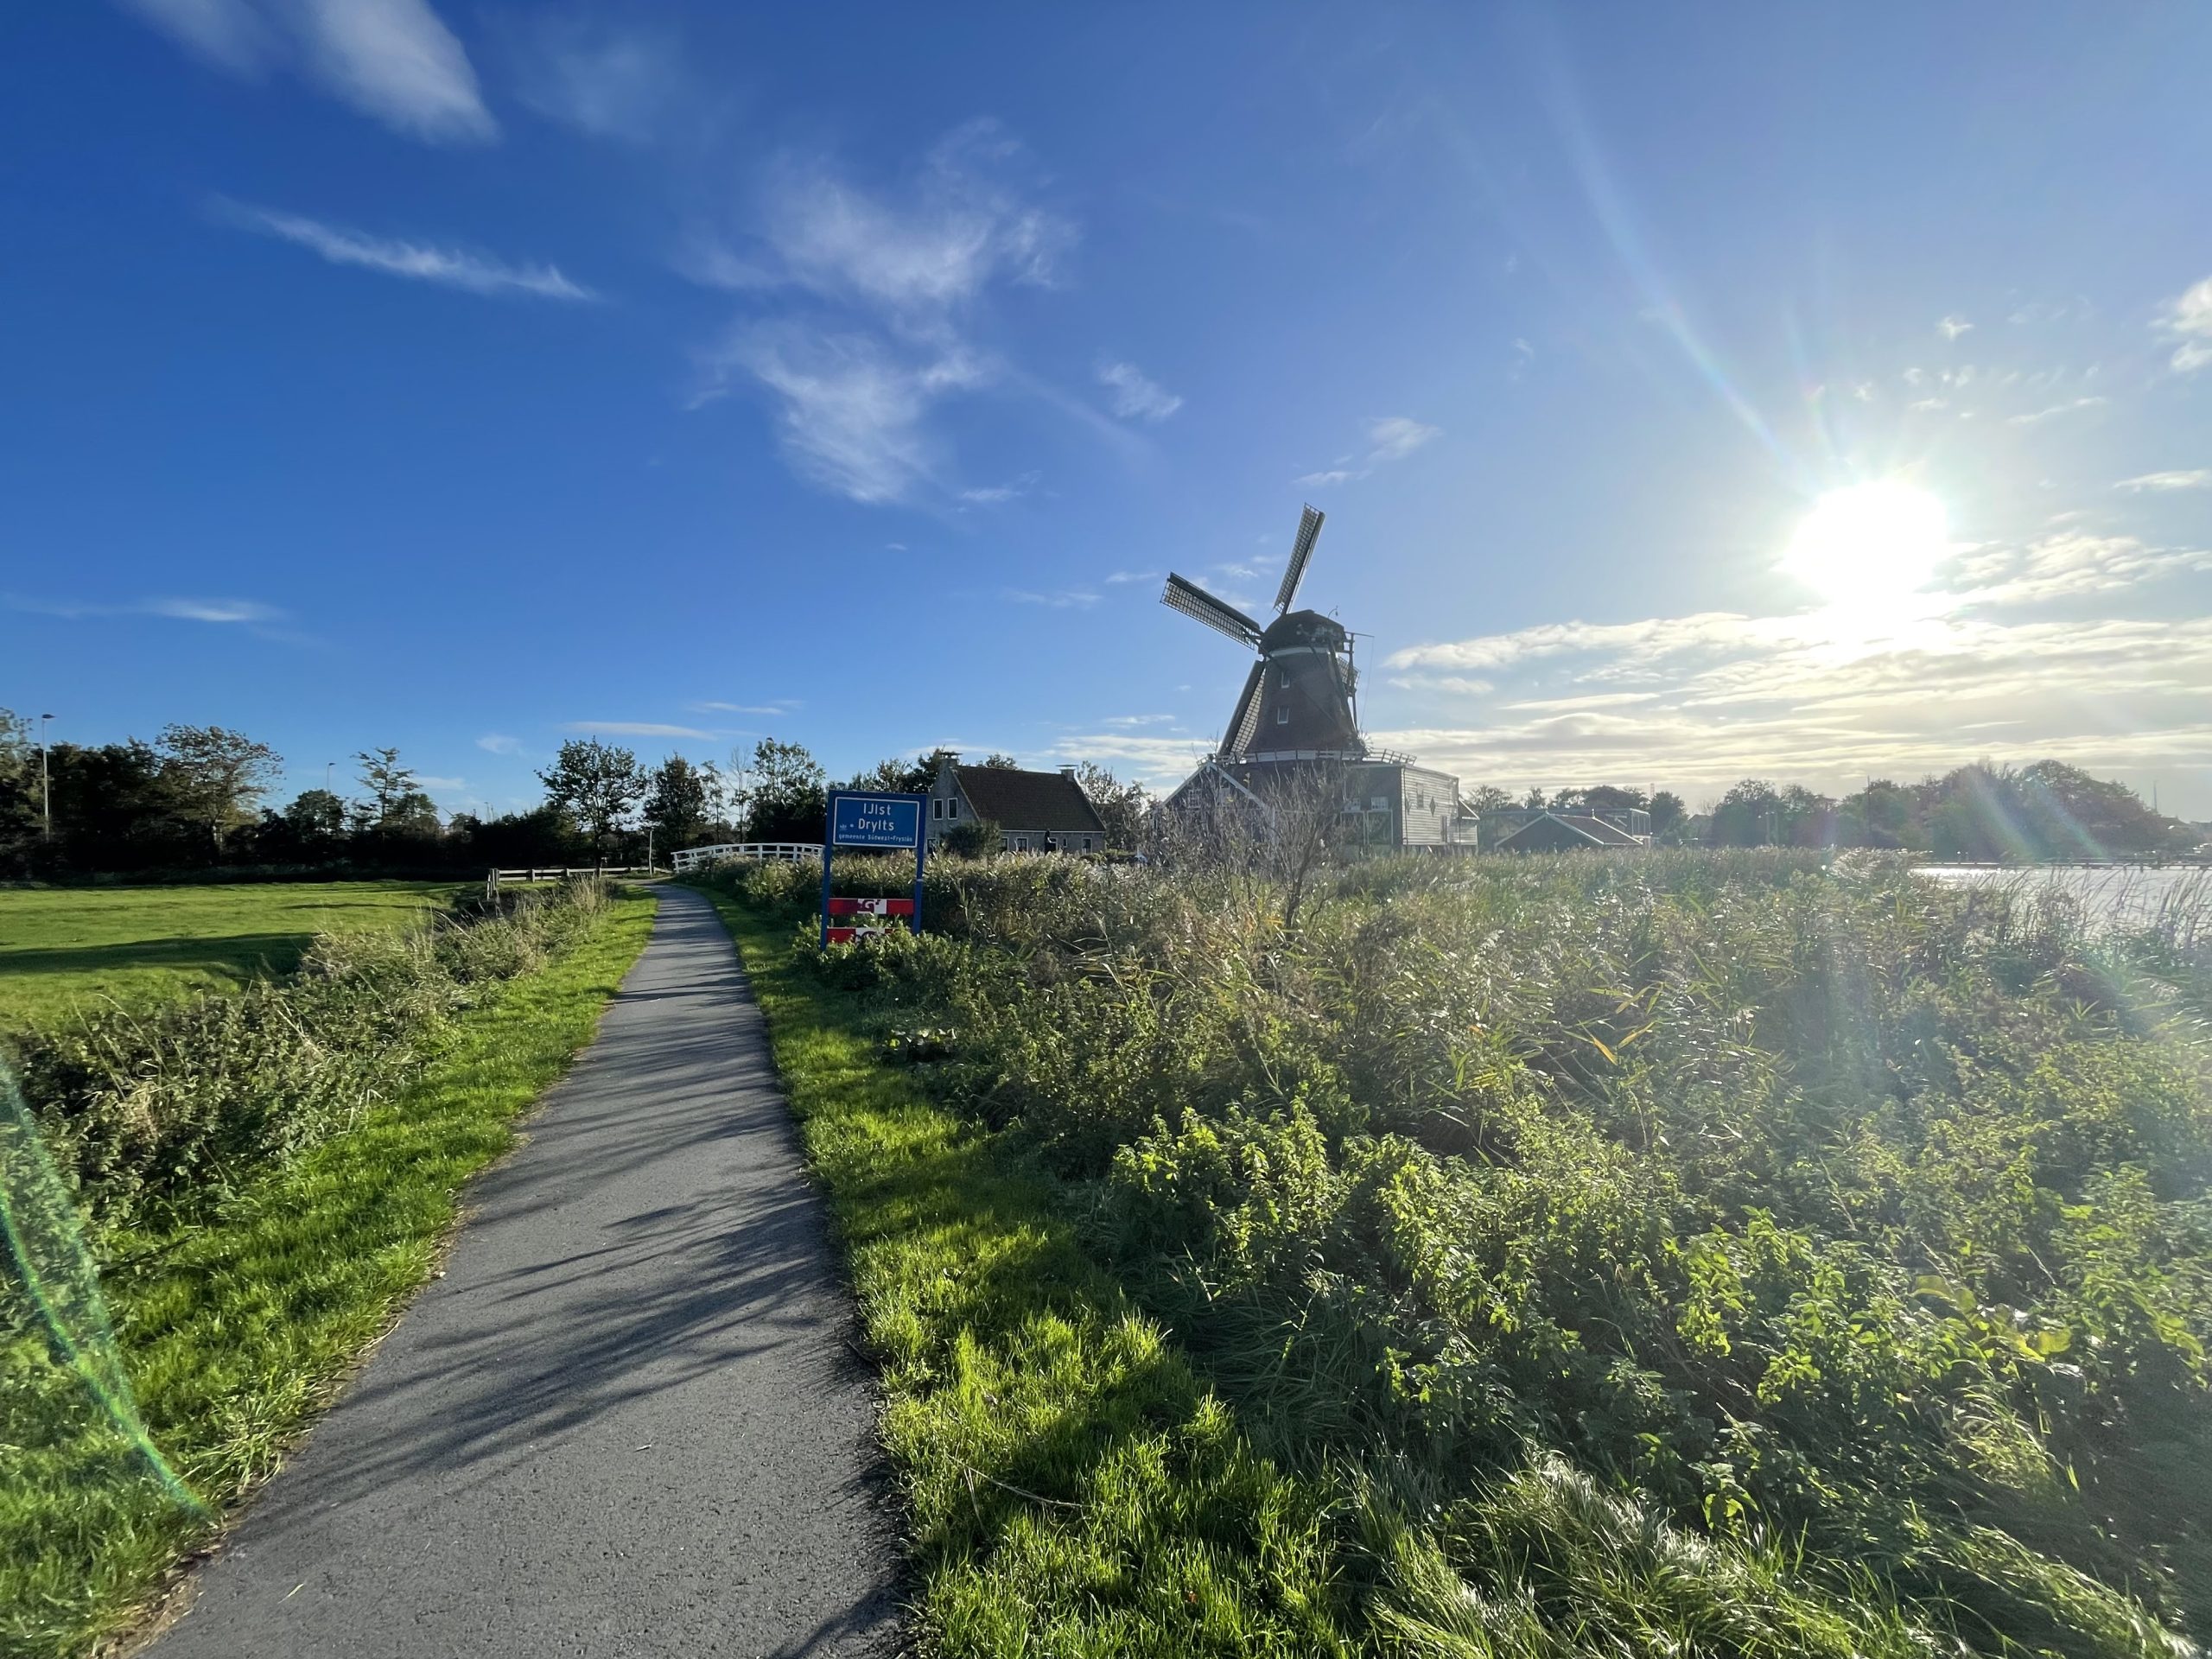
<box><xmin>1160</xmin><ymin>505</ymin><xmax>1363</xmax><ymax>760</ymax></box>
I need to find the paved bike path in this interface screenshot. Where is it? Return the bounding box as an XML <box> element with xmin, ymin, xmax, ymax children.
<box><xmin>153</xmin><ymin>884</ymin><xmax>900</xmax><ymax>1657</ymax></box>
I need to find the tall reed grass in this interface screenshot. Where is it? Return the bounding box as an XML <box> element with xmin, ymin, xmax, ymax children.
<box><xmin>698</xmin><ymin>849</ymin><xmax>2212</xmax><ymax>1657</ymax></box>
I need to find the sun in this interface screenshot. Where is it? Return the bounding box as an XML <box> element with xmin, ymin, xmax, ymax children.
<box><xmin>1779</xmin><ymin>480</ymin><xmax>1950</xmax><ymax>608</ymax></box>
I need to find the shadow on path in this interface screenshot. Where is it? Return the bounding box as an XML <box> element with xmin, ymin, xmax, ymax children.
<box><xmin>151</xmin><ymin>886</ymin><xmax>902</xmax><ymax>1658</ymax></box>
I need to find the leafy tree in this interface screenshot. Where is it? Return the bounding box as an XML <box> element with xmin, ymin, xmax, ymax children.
<box><xmin>1648</xmin><ymin>790</ymin><xmax>1688</xmax><ymax>836</ymax></box>
<box><xmin>644</xmin><ymin>754</ymin><xmax>715</xmax><ymax>846</ymax></box>
<box><xmin>843</xmin><ymin>755</ymin><xmax>933</xmax><ymax>795</ymax></box>
<box><xmin>282</xmin><ymin>788</ymin><xmax>348</xmax><ymax>842</ymax></box>
<box><xmin>941</xmin><ymin>817</ymin><xmax>1001</xmax><ymax>856</ymax></box>
<box><xmin>730</xmin><ymin>737</ymin><xmax>826</xmax><ymax>842</ymax></box>
<box><xmin>537</xmin><ymin>738</ymin><xmax>648</xmax><ymax>867</ymax></box>
<box><xmin>1071</xmin><ymin>760</ymin><xmax>1150</xmax><ymax>849</ymax></box>
<box><xmin>0</xmin><ymin>709</ymin><xmax>37</xmax><ymax>859</ymax></box>
<box><xmin>354</xmin><ymin>747</ymin><xmax>419</xmax><ymax>830</ymax></box>
<box><xmin>1707</xmin><ymin>779</ymin><xmax>1834</xmax><ymax>847</ymax></box>
<box><xmin>1464</xmin><ymin>785</ymin><xmax>1516</xmax><ymax>817</ymax></box>
<box><xmin>982</xmin><ymin>753</ymin><xmax>1022</xmax><ymax>769</ymax></box>
<box><xmin>381</xmin><ymin>789</ymin><xmax>443</xmax><ymax>839</ymax></box>
<box><xmin>1837</xmin><ymin>779</ymin><xmax>1919</xmax><ymax>849</ymax></box>
<box><xmin>1553</xmin><ymin>785</ymin><xmax>1649</xmax><ymax>812</ymax></box>
<box><xmin>157</xmin><ymin>724</ymin><xmax>280</xmax><ymax>855</ymax></box>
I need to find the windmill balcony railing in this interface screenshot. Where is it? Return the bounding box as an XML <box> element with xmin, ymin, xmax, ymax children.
<box><xmin>1210</xmin><ymin>746</ymin><xmax>1417</xmax><ymax>766</ymax></box>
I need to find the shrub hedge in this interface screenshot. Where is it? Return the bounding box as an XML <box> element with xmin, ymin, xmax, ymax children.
<box><xmin>7</xmin><ymin>880</ymin><xmax>610</xmax><ymax>1233</ymax></box>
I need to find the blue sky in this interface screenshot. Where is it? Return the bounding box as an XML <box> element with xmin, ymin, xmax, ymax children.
<box><xmin>5</xmin><ymin>3</ymin><xmax>2209</xmax><ymax>817</ymax></box>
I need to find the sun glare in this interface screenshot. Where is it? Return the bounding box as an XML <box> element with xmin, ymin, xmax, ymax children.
<box><xmin>1780</xmin><ymin>480</ymin><xmax>1950</xmax><ymax>608</ymax></box>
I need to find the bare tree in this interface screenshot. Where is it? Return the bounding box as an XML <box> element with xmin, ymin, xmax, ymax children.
<box><xmin>1160</xmin><ymin>757</ymin><xmax>1351</xmax><ymax>931</ymax></box>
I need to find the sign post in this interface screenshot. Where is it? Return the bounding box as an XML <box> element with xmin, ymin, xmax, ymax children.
<box><xmin>818</xmin><ymin>791</ymin><xmax>927</xmax><ymax>949</ymax></box>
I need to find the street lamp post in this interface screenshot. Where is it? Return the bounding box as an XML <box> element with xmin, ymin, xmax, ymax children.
<box><xmin>39</xmin><ymin>714</ymin><xmax>54</xmax><ymax>842</ymax></box>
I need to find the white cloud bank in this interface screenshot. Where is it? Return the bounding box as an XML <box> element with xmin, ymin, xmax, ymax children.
<box><xmin>123</xmin><ymin>0</ymin><xmax>494</xmax><ymax>143</ymax></box>
<box><xmin>1379</xmin><ymin>531</ymin><xmax>2212</xmax><ymax>807</ymax></box>
<box><xmin>219</xmin><ymin>202</ymin><xmax>595</xmax><ymax>300</ymax></box>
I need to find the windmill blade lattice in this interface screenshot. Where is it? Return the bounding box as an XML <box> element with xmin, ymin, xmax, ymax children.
<box><xmin>1161</xmin><ymin>574</ymin><xmax>1263</xmax><ymax>647</ymax></box>
<box><xmin>1224</xmin><ymin>660</ymin><xmax>1266</xmax><ymax>755</ymax></box>
<box><xmin>1274</xmin><ymin>505</ymin><xmax>1325</xmax><ymax>613</ymax></box>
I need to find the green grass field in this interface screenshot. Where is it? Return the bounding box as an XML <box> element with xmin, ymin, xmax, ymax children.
<box><xmin>1</xmin><ymin>886</ymin><xmax>656</xmax><ymax>1657</ymax></box>
<box><xmin>0</xmin><ymin>881</ymin><xmax>461</xmax><ymax>1028</ymax></box>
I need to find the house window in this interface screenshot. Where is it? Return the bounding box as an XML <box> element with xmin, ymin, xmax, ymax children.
<box><xmin>1276</xmin><ymin>706</ymin><xmax>1289</xmax><ymax>724</ymax></box>
<box><xmin>947</xmin><ymin>798</ymin><xmax>959</xmax><ymax>818</ymax></box>
<box><xmin>931</xmin><ymin>798</ymin><xmax>942</xmax><ymax>820</ymax></box>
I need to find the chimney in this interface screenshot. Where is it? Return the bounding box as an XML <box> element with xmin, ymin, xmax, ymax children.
<box><xmin>1059</xmin><ymin>766</ymin><xmax>1077</xmax><ymax>779</ymax></box>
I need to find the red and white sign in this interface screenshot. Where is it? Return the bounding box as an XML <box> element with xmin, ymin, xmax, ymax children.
<box><xmin>825</xmin><ymin>898</ymin><xmax>917</xmax><ymax>918</ymax></box>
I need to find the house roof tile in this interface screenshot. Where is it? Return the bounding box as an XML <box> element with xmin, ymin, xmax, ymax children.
<box><xmin>953</xmin><ymin>766</ymin><xmax>1107</xmax><ymax>836</ymax></box>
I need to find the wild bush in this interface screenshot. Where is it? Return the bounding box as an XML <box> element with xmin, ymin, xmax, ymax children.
<box><xmin>699</xmin><ymin>849</ymin><xmax>2212</xmax><ymax>1654</ymax></box>
<box><xmin>9</xmin><ymin>880</ymin><xmax>611</xmax><ymax>1233</ymax></box>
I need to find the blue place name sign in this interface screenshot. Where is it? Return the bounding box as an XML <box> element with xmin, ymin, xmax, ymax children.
<box><xmin>830</xmin><ymin>793</ymin><xmax>923</xmax><ymax>849</ymax></box>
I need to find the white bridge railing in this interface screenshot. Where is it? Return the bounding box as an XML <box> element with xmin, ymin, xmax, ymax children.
<box><xmin>669</xmin><ymin>842</ymin><xmax>819</xmax><ymax>874</ymax></box>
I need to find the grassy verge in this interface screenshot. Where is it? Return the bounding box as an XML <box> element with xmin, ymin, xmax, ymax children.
<box><xmin>0</xmin><ymin>881</ymin><xmax>461</xmax><ymax>1031</ymax></box>
<box><xmin>0</xmin><ymin>886</ymin><xmax>656</xmax><ymax>1657</ymax></box>
<box><xmin>700</xmin><ymin>890</ymin><xmax>1357</xmax><ymax>1657</ymax></box>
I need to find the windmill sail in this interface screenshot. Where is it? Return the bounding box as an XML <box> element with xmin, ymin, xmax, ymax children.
<box><xmin>1161</xmin><ymin>574</ymin><xmax>1263</xmax><ymax>646</ymax></box>
<box><xmin>1223</xmin><ymin>660</ymin><xmax>1266</xmax><ymax>756</ymax></box>
<box><xmin>1274</xmin><ymin>504</ymin><xmax>1325</xmax><ymax>613</ymax></box>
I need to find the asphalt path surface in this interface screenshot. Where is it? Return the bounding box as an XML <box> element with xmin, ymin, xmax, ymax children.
<box><xmin>150</xmin><ymin>883</ymin><xmax>900</xmax><ymax>1657</ymax></box>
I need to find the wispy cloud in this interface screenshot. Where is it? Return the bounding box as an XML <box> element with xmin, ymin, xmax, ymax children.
<box><xmin>960</xmin><ymin>470</ymin><xmax>1039</xmax><ymax>505</ymax></box>
<box><xmin>1104</xmin><ymin>569</ymin><xmax>1160</xmax><ymax>585</ymax></box>
<box><xmin>1004</xmin><ymin>588</ymin><xmax>1098</xmax><ymax>609</ymax></box>
<box><xmin>688</xmin><ymin>122</ymin><xmax>1081</xmax><ymax>505</ymax></box>
<box><xmin>2114</xmin><ymin>470</ymin><xmax>2212</xmax><ymax>493</ymax></box>
<box><xmin>505</xmin><ymin>15</ymin><xmax>685</xmax><ymax>143</ymax></box>
<box><xmin>692</xmin><ymin>701</ymin><xmax>799</xmax><ymax>715</ymax></box>
<box><xmin>1366</xmin><ymin>416</ymin><xmax>1441</xmax><ymax>461</ymax></box>
<box><xmin>2006</xmin><ymin>396</ymin><xmax>2107</xmax><ymax>426</ymax></box>
<box><xmin>218</xmin><ymin>201</ymin><xmax>596</xmax><ymax>300</ymax></box>
<box><xmin>124</xmin><ymin>0</ymin><xmax>494</xmax><ymax>143</ymax></box>
<box><xmin>8</xmin><ymin>592</ymin><xmax>286</xmax><ymax>627</ymax></box>
<box><xmin>2160</xmin><ymin>275</ymin><xmax>2212</xmax><ymax>373</ymax></box>
<box><xmin>700</xmin><ymin>326</ymin><xmax>979</xmax><ymax>501</ymax></box>
<box><xmin>143</xmin><ymin>595</ymin><xmax>283</xmax><ymax>623</ymax></box>
<box><xmin>1937</xmin><ymin>314</ymin><xmax>1974</xmax><ymax>340</ymax></box>
<box><xmin>1294</xmin><ymin>416</ymin><xmax>1440</xmax><ymax>486</ymax></box>
<box><xmin>1096</xmin><ymin>359</ymin><xmax>1182</xmax><ymax>422</ymax></box>
<box><xmin>476</xmin><ymin>733</ymin><xmax>522</xmax><ymax>755</ymax></box>
<box><xmin>562</xmin><ymin>721</ymin><xmax>715</xmax><ymax>739</ymax></box>
<box><xmin>746</xmin><ymin>122</ymin><xmax>1071</xmax><ymax>314</ymax></box>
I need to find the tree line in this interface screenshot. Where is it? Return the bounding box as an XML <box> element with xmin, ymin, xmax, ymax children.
<box><xmin>1467</xmin><ymin>763</ymin><xmax>2201</xmax><ymax>858</ymax></box>
<box><xmin>0</xmin><ymin>714</ymin><xmax>1153</xmax><ymax>877</ymax></box>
